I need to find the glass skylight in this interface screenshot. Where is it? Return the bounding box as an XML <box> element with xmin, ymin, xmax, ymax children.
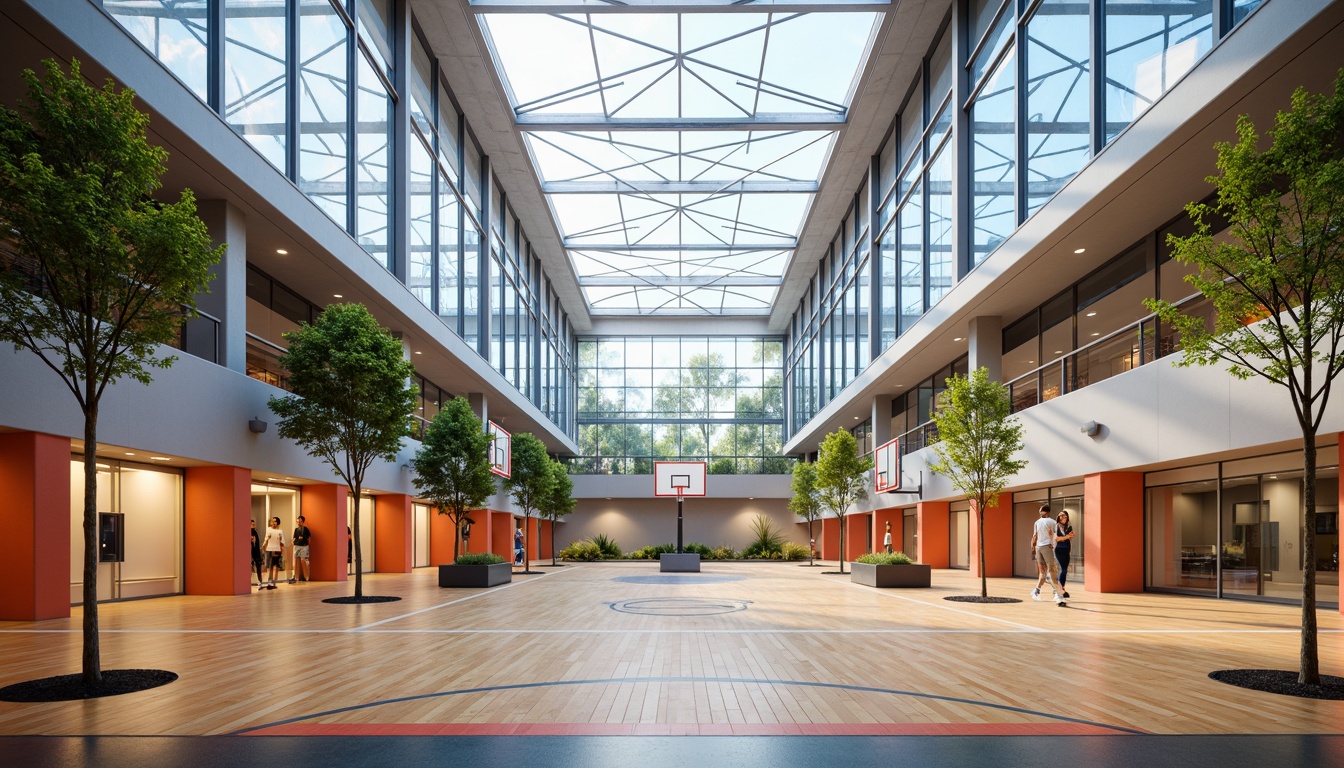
<box><xmin>478</xmin><ymin>8</ymin><xmax>881</xmax><ymax>314</ymax></box>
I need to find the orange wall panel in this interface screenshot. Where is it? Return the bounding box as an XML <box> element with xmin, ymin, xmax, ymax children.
<box><xmin>539</xmin><ymin>519</ymin><xmax>553</xmax><ymax>560</ymax></box>
<box><xmin>0</xmin><ymin>432</ymin><xmax>71</xmax><ymax>620</ymax></box>
<box><xmin>491</xmin><ymin>510</ymin><xmax>513</xmax><ymax>561</ymax></box>
<box><xmin>917</xmin><ymin>502</ymin><xmax>950</xmax><ymax>568</ymax></box>
<box><xmin>302</xmin><ymin>484</ymin><xmax>348</xmax><ymax>582</ymax></box>
<box><xmin>1084</xmin><ymin>472</ymin><xmax>1145</xmax><ymax>593</ymax></box>
<box><xmin>184</xmin><ymin>465</ymin><xmax>251</xmax><ymax>596</ymax></box>
<box><xmin>820</xmin><ymin>517</ymin><xmax>839</xmax><ymax>561</ymax></box>
<box><xmin>971</xmin><ymin>494</ymin><xmax>1013</xmax><ymax>578</ymax></box>
<box><xmin>374</xmin><ymin>494</ymin><xmax>413</xmax><ymax>573</ymax></box>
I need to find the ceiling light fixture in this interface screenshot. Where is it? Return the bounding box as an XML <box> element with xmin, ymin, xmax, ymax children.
<box><xmin>276</xmin><ymin>248</ymin><xmax>288</xmax><ymax>255</ymax></box>
<box><xmin>150</xmin><ymin>456</ymin><xmax>172</xmax><ymax>461</ymax></box>
<box><xmin>953</xmin><ymin>337</ymin><xmax>964</xmax><ymax>342</ymax></box>
<box><xmin>1091</xmin><ymin>332</ymin><xmax>1100</xmax><ymax>337</ymax></box>
<box><xmin>333</xmin><ymin>294</ymin><xmax>343</xmax><ymax>299</ymax></box>
<box><xmin>1073</xmin><ymin>248</ymin><xmax>1086</xmax><ymax>254</ymax></box>
<box><xmin>414</xmin><ymin>350</ymin><xmax>423</xmax><ymax>355</ymax></box>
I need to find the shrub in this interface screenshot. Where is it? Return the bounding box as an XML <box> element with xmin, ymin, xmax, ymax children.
<box><xmin>455</xmin><ymin>553</ymin><xmax>506</xmax><ymax>565</ymax></box>
<box><xmin>741</xmin><ymin>542</ymin><xmax>781</xmax><ymax>560</ymax></box>
<box><xmin>683</xmin><ymin>542</ymin><xmax>713</xmax><ymax>557</ymax></box>
<box><xmin>558</xmin><ymin>540</ymin><xmax>602</xmax><ymax>561</ymax></box>
<box><xmin>856</xmin><ymin>551</ymin><xmax>914</xmax><ymax>565</ymax></box>
<box><xmin>742</xmin><ymin>514</ymin><xmax>784</xmax><ymax>559</ymax></box>
<box><xmin>710</xmin><ymin>546</ymin><xmax>738</xmax><ymax>560</ymax></box>
<box><xmin>780</xmin><ymin>542</ymin><xmax>810</xmax><ymax>561</ymax></box>
<box><xmin>589</xmin><ymin>533</ymin><xmax>622</xmax><ymax>559</ymax></box>
<box><xmin>630</xmin><ymin>544</ymin><xmax>675</xmax><ymax>560</ymax></box>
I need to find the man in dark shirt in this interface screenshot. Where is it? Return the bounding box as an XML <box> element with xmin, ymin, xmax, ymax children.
<box><xmin>293</xmin><ymin>515</ymin><xmax>312</xmax><ymax>583</ymax></box>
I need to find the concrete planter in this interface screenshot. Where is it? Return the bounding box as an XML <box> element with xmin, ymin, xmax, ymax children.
<box><xmin>439</xmin><ymin>562</ymin><xmax>512</xmax><ymax>588</ymax></box>
<box><xmin>850</xmin><ymin>561</ymin><xmax>931</xmax><ymax>588</ymax></box>
<box><xmin>660</xmin><ymin>553</ymin><xmax>701</xmax><ymax>572</ymax></box>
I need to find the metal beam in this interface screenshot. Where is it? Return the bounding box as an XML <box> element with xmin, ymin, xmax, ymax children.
<box><xmin>587</xmin><ymin>306</ymin><xmax>773</xmax><ymax>316</ymax></box>
<box><xmin>567</xmin><ymin>243</ymin><xmax>795</xmax><ymax>251</ymax></box>
<box><xmin>578</xmin><ymin>275</ymin><xmax>782</xmax><ymax>286</ymax></box>
<box><xmin>542</xmin><ymin>180</ymin><xmax>818</xmax><ymax>194</ymax></box>
<box><xmin>517</xmin><ymin>114</ymin><xmax>847</xmax><ymax>131</ymax></box>
<box><xmin>469</xmin><ymin>0</ymin><xmax>894</xmax><ymax>15</ymax></box>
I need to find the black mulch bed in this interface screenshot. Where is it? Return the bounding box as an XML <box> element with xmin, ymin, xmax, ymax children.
<box><xmin>322</xmin><ymin>595</ymin><xmax>402</xmax><ymax>604</ymax></box>
<box><xmin>1209</xmin><ymin>669</ymin><xmax>1344</xmax><ymax>700</ymax></box>
<box><xmin>0</xmin><ymin>669</ymin><xmax>177</xmax><ymax>702</ymax></box>
<box><xmin>944</xmin><ymin>595</ymin><xmax>1022</xmax><ymax>604</ymax></box>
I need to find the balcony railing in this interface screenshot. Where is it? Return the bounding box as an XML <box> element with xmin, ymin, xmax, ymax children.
<box><xmin>246</xmin><ymin>333</ymin><xmax>290</xmax><ymax>391</ymax></box>
<box><xmin>172</xmin><ymin>309</ymin><xmax>220</xmax><ymax>365</ymax></box>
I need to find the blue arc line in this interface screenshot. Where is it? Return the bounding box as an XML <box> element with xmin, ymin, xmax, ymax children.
<box><xmin>228</xmin><ymin>676</ymin><xmax>1145</xmax><ymax>736</ymax></box>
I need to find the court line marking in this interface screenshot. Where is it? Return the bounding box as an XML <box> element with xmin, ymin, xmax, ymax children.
<box><xmin>226</xmin><ymin>675</ymin><xmax>1147</xmax><ymax>736</ymax></box>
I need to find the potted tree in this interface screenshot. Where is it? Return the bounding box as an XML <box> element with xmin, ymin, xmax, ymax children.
<box><xmin>410</xmin><ymin>397</ymin><xmax>506</xmax><ymax>588</ymax></box>
<box><xmin>815</xmin><ymin>429</ymin><xmax>872</xmax><ymax>575</ymax></box>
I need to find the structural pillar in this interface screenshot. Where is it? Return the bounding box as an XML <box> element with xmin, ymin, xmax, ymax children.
<box><xmin>196</xmin><ymin>199</ymin><xmax>247</xmax><ymax>374</ymax></box>
<box><xmin>539</xmin><ymin>519</ymin><xmax>553</xmax><ymax>560</ymax></box>
<box><xmin>970</xmin><ymin>493</ymin><xmax>1013</xmax><ymax>578</ymax></box>
<box><xmin>917</xmin><ymin>501</ymin><xmax>951</xmax><ymax>568</ymax></box>
<box><xmin>375</xmin><ymin>494</ymin><xmax>413</xmax><ymax>573</ymax></box>
<box><xmin>492</xmin><ymin>511</ymin><xmax>513</xmax><ymax>562</ymax></box>
<box><xmin>0</xmin><ymin>432</ymin><xmax>71</xmax><ymax>620</ymax></box>
<box><xmin>968</xmin><ymin>316</ymin><xmax>1003</xmax><ymax>382</ymax></box>
<box><xmin>184</xmin><ymin>465</ymin><xmax>251</xmax><ymax>596</ymax></box>
<box><xmin>1084</xmin><ymin>472</ymin><xmax>1145</xmax><ymax>593</ymax></box>
<box><xmin>302</xmin><ymin>483</ymin><xmax>349</xmax><ymax>582</ymax></box>
<box><xmin>820</xmin><ymin>517</ymin><xmax>839</xmax><ymax>562</ymax></box>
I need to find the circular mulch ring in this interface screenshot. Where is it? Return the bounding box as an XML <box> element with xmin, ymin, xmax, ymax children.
<box><xmin>322</xmin><ymin>595</ymin><xmax>402</xmax><ymax>604</ymax></box>
<box><xmin>944</xmin><ymin>596</ymin><xmax>1022</xmax><ymax>604</ymax></box>
<box><xmin>1209</xmin><ymin>669</ymin><xmax>1344</xmax><ymax>700</ymax></box>
<box><xmin>0</xmin><ymin>669</ymin><xmax>177</xmax><ymax>702</ymax></box>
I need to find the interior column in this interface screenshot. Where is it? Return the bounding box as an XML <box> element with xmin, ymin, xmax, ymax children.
<box><xmin>184</xmin><ymin>465</ymin><xmax>251</xmax><ymax>596</ymax></box>
<box><xmin>375</xmin><ymin>494</ymin><xmax>413</xmax><ymax>573</ymax></box>
<box><xmin>917</xmin><ymin>501</ymin><xmax>951</xmax><ymax>568</ymax></box>
<box><xmin>302</xmin><ymin>483</ymin><xmax>349</xmax><ymax>582</ymax></box>
<box><xmin>1084</xmin><ymin>471</ymin><xmax>1145</xmax><ymax>593</ymax></box>
<box><xmin>0</xmin><ymin>432</ymin><xmax>71</xmax><ymax>620</ymax></box>
<box><xmin>970</xmin><ymin>493</ymin><xmax>1013</xmax><ymax>578</ymax></box>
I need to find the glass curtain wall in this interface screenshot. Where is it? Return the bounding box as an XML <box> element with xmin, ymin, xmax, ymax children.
<box><xmin>785</xmin><ymin>0</ymin><xmax>1231</xmax><ymax>440</ymax></box>
<box><xmin>71</xmin><ymin>459</ymin><xmax>184</xmax><ymax>603</ymax></box>
<box><xmin>1147</xmin><ymin>447</ymin><xmax>1341</xmax><ymax>606</ymax></box>
<box><xmin>574</xmin><ymin>336</ymin><xmax>787</xmax><ymax>474</ymax></box>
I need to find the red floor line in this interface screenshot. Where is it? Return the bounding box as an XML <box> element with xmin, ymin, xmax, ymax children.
<box><xmin>243</xmin><ymin>722</ymin><xmax>1133</xmax><ymax>737</ymax></box>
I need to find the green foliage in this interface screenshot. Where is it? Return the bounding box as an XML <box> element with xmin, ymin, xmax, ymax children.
<box><xmin>1144</xmin><ymin>72</ymin><xmax>1344</xmax><ymax>685</ymax></box>
<box><xmin>630</xmin><ymin>544</ymin><xmax>676</xmax><ymax>560</ymax></box>
<box><xmin>789</xmin><ymin>462</ymin><xmax>822</xmax><ymax>523</ymax></box>
<box><xmin>411</xmin><ymin>397</ymin><xmax>496</xmax><ymax>560</ymax></box>
<box><xmin>455</xmin><ymin>553</ymin><xmax>505</xmax><ymax>565</ymax></box>
<box><xmin>0</xmin><ymin>59</ymin><xmax>222</xmax><ymax>687</ymax></box>
<box><xmin>856</xmin><ymin>551</ymin><xmax>914</xmax><ymax>565</ymax></box>
<box><xmin>268</xmin><ymin>303</ymin><xmax>416</xmax><ymax>598</ymax></box>
<box><xmin>504</xmin><ymin>433</ymin><xmax>555</xmax><ymax>572</ymax></box>
<box><xmin>740</xmin><ymin>543</ymin><xmax>781</xmax><ymax>560</ymax></box>
<box><xmin>815</xmin><ymin>430</ymin><xmax>872</xmax><ymax>573</ymax></box>
<box><xmin>710</xmin><ymin>545</ymin><xmax>738</xmax><ymax>560</ymax></box>
<box><xmin>558</xmin><ymin>540</ymin><xmax>603</xmax><ymax>561</ymax></box>
<box><xmin>683</xmin><ymin>542</ymin><xmax>714</xmax><ymax>557</ymax></box>
<box><xmin>589</xmin><ymin>533</ymin><xmax>622</xmax><ymax>559</ymax></box>
<box><xmin>744</xmin><ymin>514</ymin><xmax>784</xmax><ymax>559</ymax></box>
<box><xmin>538</xmin><ymin>458</ymin><xmax>576</xmax><ymax>565</ymax></box>
<box><xmin>780</xmin><ymin>542</ymin><xmax>810</xmax><ymax>561</ymax></box>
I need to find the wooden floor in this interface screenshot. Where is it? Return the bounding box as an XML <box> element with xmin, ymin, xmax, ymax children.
<box><xmin>1</xmin><ymin>562</ymin><xmax>1342</xmax><ymax>736</ymax></box>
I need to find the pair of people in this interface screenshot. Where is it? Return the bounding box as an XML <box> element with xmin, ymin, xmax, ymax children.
<box><xmin>256</xmin><ymin>516</ymin><xmax>313</xmax><ymax>590</ymax></box>
<box><xmin>1029</xmin><ymin>505</ymin><xmax>1075</xmax><ymax>602</ymax></box>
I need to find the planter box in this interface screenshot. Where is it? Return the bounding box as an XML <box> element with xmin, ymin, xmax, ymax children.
<box><xmin>660</xmin><ymin>553</ymin><xmax>701</xmax><ymax>573</ymax></box>
<box><xmin>850</xmin><ymin>562</ymin><xmax>931</xmax><ymax>588</ymax></box>
<box><xmin>439</xmin><ymin>562</ymin><xmax>512</xmax><ymax>588</ymax></box>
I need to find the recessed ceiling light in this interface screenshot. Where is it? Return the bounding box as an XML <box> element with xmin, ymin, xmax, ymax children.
<box><xmin>333</xmin><ymin>294</ymin><xmax>343</xmax><ymax>299</ymax></box>
<box><xmin>1073</xmin><ymin>248</ymin><xmax>1086</xmax><ymax>254</ymax></box>
<box><xmin>1086</xmin><ymin>312</ymin><xmax>1097</xmax><ymax>317</ymax></box>
<box><xmin>125</xmin><ymin>452</ymin><xmax>135</xmax><ymax>456</ymax></box>
<box><xmin>853</xmin><ymin>416</ymin><xmax>859</xmax><ymax>420</ymax></box>
<box><xmin>1028</xmin><ymin>360</ymin><xmax>1035</xmax><ymax>364</ymax></box>
<box><xmin>1091</xmin><ymin>332</ymin><xmax>1100</xmax><ymax>337</ymax></box>
<box><xmin>1054</xmin><ymin>350</ymin><xmax>1063</xmax><ymax>354</ymax></box>
<box><xmin>276</xmin><ymin>248</ymin><xmax>288</xmax><ymax>255</ymax></box>
<box><xmin>953</xmin><ymin>337</ymin><xmax>963</xmax><ymax>342</ymax></box>
<box><xmin>748</xmin><ymin>497</ymin><xmax>755</xmax><ymax>501</ymax></box>
<box><xmin>414</xmin><ymin>350</ymin><xmax>422</xmax><ymax>355</ymax></box>
<box><xmin>150</xmin><ymin>456</ymin><xmax>171</xmax><ymax>461</ymax></box>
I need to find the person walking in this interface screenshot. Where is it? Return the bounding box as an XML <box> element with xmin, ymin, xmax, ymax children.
<box><xmin>262</xmin><ymin>517</ymin><xmax>285</xmax><ymax>590</ymax></box>
<box><xmin>513</xmin><ymin>524</ymin><xmax>525</xmax><ymax>567</ymax></box>
<box><xmin>1029</xmin><ymin>505</ymin><xmax>1064</xmax><ymax>604</ymax></box>
<box><xmin>883</xmin><ymin>522</ymin><xmax>893</xmax><ymax>554</ymax></box>
<box><xmin>249</xmin><ymin>519</ymin><xmax>264</xmax><ymax>588</ymax></box>
<box><xmin>1055</xmin><ymin>510</ymin><xmax>1076</xmax><ymax>599</ymax></box>
<box><xmin>292</xmin><ymin>515</ymin><xmax>312</xmax><ymax>583</ymax></box>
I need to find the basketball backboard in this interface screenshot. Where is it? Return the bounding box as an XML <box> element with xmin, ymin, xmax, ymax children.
<box><xmin>874</xmin><ymin>438</ymin><xmax>899</xmax><ymax>493</ymax></box>
<box><xmin>654</xmin><ymin>461</ymin><xmax>707</xmax><ymax>497</ymax></box>
<box><xmin>488</xmin><ymin>421</ymin><xmax>511</xmax><ymax>478</ymax></box>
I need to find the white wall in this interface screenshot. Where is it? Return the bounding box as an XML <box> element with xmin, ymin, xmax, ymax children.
<box><xmin>558</xmin><ymin>497</ymin><xmax>805</xmax><ymax>554</ymax></box>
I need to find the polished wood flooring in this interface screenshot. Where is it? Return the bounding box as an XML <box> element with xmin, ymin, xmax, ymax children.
<box><xmin>1</xmin><ymin>562</ymin><xmax>1342</xmax><ymax>736</ymax></box>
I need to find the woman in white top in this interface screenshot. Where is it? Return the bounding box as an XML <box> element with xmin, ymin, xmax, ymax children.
<box><xmin>262</xmin><ymin>517</ymin><xmax>285</xmax><ymax>590</ymax></box>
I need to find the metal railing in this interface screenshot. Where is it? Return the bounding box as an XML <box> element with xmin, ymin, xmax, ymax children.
<box><xmin>246</xmin><ymin>333</ymin><xmax>290</xmax><ymax>391</ymax></box>
<box><xmin>171</xmin><ymin>309</ymin><xmax>221</xmax><ymax>365</ymax></box>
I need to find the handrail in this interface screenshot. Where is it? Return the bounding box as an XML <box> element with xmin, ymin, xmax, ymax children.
<box><xmin>246</xmin><ymin>332</ymin><xmax>287</xmax><ymax>354</ymax></box>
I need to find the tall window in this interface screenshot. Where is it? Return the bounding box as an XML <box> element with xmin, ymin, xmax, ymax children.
<box><xmin>224</xmin><ymin>0</ymin><xmax>288</xmax><ymax>170</ymax></box>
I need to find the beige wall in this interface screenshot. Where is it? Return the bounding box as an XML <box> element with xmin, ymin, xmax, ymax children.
<box><xmin>556</xmin><ymin>498</ymin><xmax>807</xmax><ymax>554</ymax></box>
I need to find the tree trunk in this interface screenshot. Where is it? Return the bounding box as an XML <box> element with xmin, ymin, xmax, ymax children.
<box><xmin>352</xmin><ymin>483</ymin><xmax>363</xmax><ymax>598</ymax></box>
<box><xmin>550</xmin><ymin>518</ymin><xmax>557</xmax><ymax>567</ymax></box>
<box><xmin>81</xmin><ymin>400</ymin><xmax>102</xmax><ymax>689</ymax></box>
<box><xmin>453</xmin><ymin>510</ymin><xmax>461</xmax><ymax>560</ymax></box>
<box><xmin>978</xmin><ymin>495</ymin><xmax>988</xmax><ymax>599</ymax></box>
<box><xmin>1300</xmin><ymin>433</ymin><xmax>1319</xmax><ymax>685</ymax></box>
<box><xmin>808</xmin><ymin>518</ymin><xmax>814</xmax><ymax>566</ymax></box>
<box><xmin>523</xmin><ymin>512</ymin><xmax>532</xmax><ymax>574</ymax></box>
<box><xmin>838</xmin><ymin>514</ymin><xmax>846</xmax><ymax>574</ymax></box>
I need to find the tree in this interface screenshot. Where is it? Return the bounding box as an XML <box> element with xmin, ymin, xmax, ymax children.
<box><xmin>927</xmin><ymin>367</ymin><xmax>1028</xmax><ymax>599</ymax></box>
<box><xmin>539</xmin><ymin>458</ymin><xmax>576</xmax><ymax>566</ymax></box>
<box><xmin>815</xmin><ymin>429</ymin><xmax>872</xmax><ymax>574</ymax></box>
<box><xmin>653</xmin><ymin>352</ymin><xmax>740</xmax><ymax>461</ymax></box>
<box><xmin>789</xmin><ymin>462</ymin><xmax>823</xmax><ymax>566</ymax></box>
<box><xmin>411</xmin><ymin>396</ymin><xmax>496</xmax><ymax>561</ymax></box>
<box><xmin>1146</xmin><ymin>71</ymin><xmax>1344</xmax><ymax>686</ymax></box>
<box><xmin>504</xmin><ymin>432</ymin><xmax>555</xmax><ymax>574</ymax></box>
<box><xmin>268</xmin><ymin>303</ymin><xmax>416</xmax><ymax>599</ymax></box>
<box><xmin>0</xmin><ymin>59</ymin><xmax>220</xmax><ymax>691</ymax></box>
